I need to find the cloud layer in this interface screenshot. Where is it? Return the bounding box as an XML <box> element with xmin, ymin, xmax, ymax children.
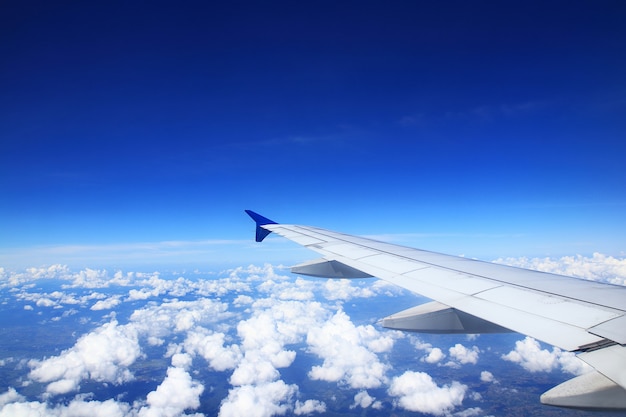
<box><xmin>1</xmin><ymin>254</ymin><xmax>624</xmax><ymax>416</ymax></box>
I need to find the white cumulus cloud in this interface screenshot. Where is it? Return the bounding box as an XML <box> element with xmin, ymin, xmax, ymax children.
<box><xmin>90</xmin><ymin>296</ymin><xmax>121</xmax><ymax>310</ymax></box>
<box><xmin>502</xmin><ymin>336</ymin><xmax>590</xmax><ymax>375</ymax></box>
<box><xmin>28</xmin><ymin>320</ymin><xmax>141</xmax><ymax>394</ymax></box>
<box><xmin>183</xmin><ymin>329</ymin><xmax>242</xmax><ymax>372</ymax></box>
<box><xmin>218</xmin><ymin>380</ymin><xmax>297</xmax><ymax>417</ymax></box>
<box><xmin>138</xmin><ymin>366</ymin><xmax>204</xmax><ymax>417</ymax></box>
<box><xmin>350</xmin><ymin>390</ymin><xmax>382</xmax><ymax>409</ymax></box>
<box><xmin>0</xmin><ymin>394</ymin><xmax>130</xmax><ymax>417</ymax></box>
<box><xmin>294</xmin><ymin>399</ymin><xmax>326</xmax><ymax>415</ymax></box>
<box><xmin>306</xmin><ymin>310</ymin><xmax>393</xmax><ymax>389</ymax></box>
<box><xmin>494</xmin><ymin>253</ymin><xmax>626</xmax><ymax>286</ymax></box>
<box><xmin>480</xmin><ymin>370</ymin><xmax>496</xmax><ymax>383</ymax></box>
<box><xmin>424</xmin><ymin>347</ymin><xmax>446</xmax><ymax>364</ymax></box>
<box><xmin>388</xmin><ymin>371</ymin><xmax>467</xmax><ymax>415</ymax></box>
<box><xmin>448</xmin><ymin>343</ymin><xmax>480</xmax><ymax>365</ymax></box>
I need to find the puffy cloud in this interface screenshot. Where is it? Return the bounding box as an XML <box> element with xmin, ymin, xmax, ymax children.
<box><xmin>183</xmin><ymin>329</ymin><xmax>242</xmax><ymax>372</ymax></box>
<box><xmin>127</xmin><ymin>288</ymin><xmax>160</xmax><ymax>301</ymax></box>
<box><xmin>0</xmin><ymin>265</ymin><xmax>70</xmax><ymax>288</ymax></box>
<box><xmin>388</xmin><ymin>371</ymin><xmax>467</xmax><ymax>415</ymax></box>
<box><xmin>454</xmin><ymin>407</ymin><xmax>485</xmax><ymax>417</ymax></box>
<box><xmin>11</xmin><ymin>259</ymin><xmax>614</xmax><ymax>416</ymax></box>
<box><xmin>502</xmin><ymin>337</ymin><xmax>557</xmax><ymax>372</ymax></box>
<box><xmin>28</xmin><ymin>320</ymin><xmax>141</xmax><ymax>394</ymax></box>
<box><xmin>480</xmin><ymin>371</ymin><xmax>496</xmax><ymax>383</ymax></box>
<box><xmin>229</xmin><ymin>352</ymin><xmax>284</xmax><ymax>386</ymax></box>
<box><xmin>293</xmin><ymin>399</ymin><xmax>326</xmax><ymax>415</ymax></box>
<box><xmin>424</xmin><ymin>347</ymin><xmax>445</xmax><ymax>364</ymax></box>
<box><xmin>171</xmin><ymin>352</ymin><xmax>193</xmax><ymax>369</ymax></box>
<box><xmin>68</xmin><ymin>268</ymin><xmax>121</xmax><ymax>288</ymax></box>
<box><xmin>233</xmin><ymin>295</ymin><xmax>254</xmax><ymax>306</ymax></box>
<box><xmin>306</xmin><ymin>310</ymin><xmax>393</xmax><ymax>389</ymax></box>
<box><xmin>129</xmin><ymin>298</ymin><xmax>230</xmax><ymax>339</ymax></box>
<box><xmin>448</xmin><ymin>344</ymin><xmax>479</xmax><ymax>365</ymax></box>
<box><xmin>502</xmin><ymin>337</ymin><xmax>590</xmax><ymax>375</ymax></box>
<box><xmin>230</xmin><ymin>300</ymin><xmax>322</xmax><ymax>387</ymax></box>
<box><xmin>0</xmin><ymin>388</ymin><xmax>23</xmax><ymax>407</ymax></box>
<box><xmin>218</xmin><ymin>380</ymin><xmax>297</xmax><ymax>417</ymax></box>
<box><xmin>350</xmin><ymin>390</ymin><xmax>382</xmax><ymax>409</ymax></box>
<box><xmin>322</xmin><ymin>279</ymin><xmax>376</xmax><ymax>300</ymax></box>
<box><xmin>0</xmin><ymin>393</ymin><xmax>130</xmax><ymax>417</ymax></box>
<box><xmin>257</xmin><ymin>276</ymin><xmax>317</xmax><ymax>301</ymax></box>
<box><xmin>138</xmin><ymin>366</ymin><xmax>204</xmax><ymax>417</ymax></box>
<box><xmin>413</xmin><ymin>338</ymin><xmax>446</xmax><ymax>364</ymax></box>
<box><xmin>90</xmin><ymin>296</ymin><xmax>121</xmax><ymax>310</ymax></box>
<box><xmin>220</xmin><ymin>296</ymin><xmax>332</xmax><ymax>415</ymax></box>
<box><xmin>36</xmin><ymin>297</ymin><xmax>57</xmax><ymax>307</ymax></box>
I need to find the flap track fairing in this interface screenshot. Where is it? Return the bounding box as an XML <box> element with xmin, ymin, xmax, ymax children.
<box><xmin>291</xmin><ymin>258</ymin><xmax>373</xmax><ymax>279</ymax></box>
<box><xmin>380</xmin><ymin>301</ymin><xmax>512</xmax><ymax>334</ymax></box>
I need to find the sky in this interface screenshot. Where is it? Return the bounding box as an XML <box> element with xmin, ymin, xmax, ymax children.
<box><xmin>1</xmin><ymin>1</ymin><xmax>626</xmax><ymax>267</ymax></box>
<box><xmin>1</xmin><ymin>3</ymin><xmax>626</xmax><ymax>415</ymax></box>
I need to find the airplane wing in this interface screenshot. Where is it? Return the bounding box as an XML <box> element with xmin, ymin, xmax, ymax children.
<box><xmin>245</xmin><ymin>210</ymin><xmax>626</xmax><ymax>410</ymax></box>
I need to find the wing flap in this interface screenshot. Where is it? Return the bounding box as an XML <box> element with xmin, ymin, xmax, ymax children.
<box><xmin>579</xmin><ymin>345</ymin><xmax>626</xmax><ymax>389</ymax></box>
<box><xmin>588</xmin><ymin>315</ymin><xmax>626</xmax><ymax>344</ymax></box>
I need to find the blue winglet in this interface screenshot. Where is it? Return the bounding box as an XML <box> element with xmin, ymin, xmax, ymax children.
<box><xmin>245</xmin><ymin>210</ymin><xmax>277</xmax><ymax>242</ymax></box>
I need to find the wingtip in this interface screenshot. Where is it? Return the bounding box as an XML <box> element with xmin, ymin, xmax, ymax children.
<box><xmin>245</xmin><ymin>210</ymin><xmax>277</xmax><ymax>242</ymax></box>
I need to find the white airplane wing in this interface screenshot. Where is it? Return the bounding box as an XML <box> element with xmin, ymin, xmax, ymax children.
<box><xmin>246</xmin><ymin>210</ymin><xmax>626</xmax><ymax>410</ymax></box>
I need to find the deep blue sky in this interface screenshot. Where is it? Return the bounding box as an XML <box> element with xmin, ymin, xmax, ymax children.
<box><xmin>1</xmin><ymin>1</ymin><xmax>625</xmax><ymax>267</ymax></box>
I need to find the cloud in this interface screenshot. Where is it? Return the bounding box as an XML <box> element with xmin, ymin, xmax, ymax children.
<box><xmin>233</xmin><ymin>294</ymin><xmax>254</xmax><ymax>306</ymax></box>
<box><xmin>129</xmin><ymin>298</ymin><xmax>231</xmax><ymax>338</ymax></box>
<box><xmin>183</xmin><ymin>329</ymin><xmax>242</xmax><ymax>372</ymax></box>
<box><xmin>90</xmin><ymin>296</ymin><xmax>121</xmax><ymax>310</ymax></box>
<box><xmin>425</xmin><ymin>347</ymin><xmax>446</xmax><ymax>364</ymax></box>
<box><xmin>494</xmin><ymin>253</ymin><xmax>626</xmax><ymax>286</ymax></box>
<box><xmin>413</xmin><ymin>338</ymin><xmax>446</xmax><ymax>364</ymax></box>
<box><xmin>293</xmin><ymin>399</ymin><xmax>326</xmax><ymax>415</ymax></box>
<box><xmin>454</xmin><ymin>407</ymin><xmax>486</xmax><ymax>417</ymax></box>
<box><xmin>502</xmin><ymin>337</ymin><xmax>590</xmax><ymax>375</ymax></box>
<box><xmin>448</xmin><ymin>344</ymin><xmax>480</xmax><ymax>365</ymax></box>
<box><xmin>306</xmin><ymin>310</ymin><xmax>393</xmax><ymax>389</ymax></box>
<box><xmin>218</xmin><ymin>381</ymin><xmax>297</xmax><ymax>417</ymax></box>
<box><xmin>388</xmin><ymin>371</ymin><xmax>467</xmax><ymax>415</ymax></box>
<box><xmin>0</xmin><ymin>396</ymin><xmax>131</xmax><ymax>417</ymax></box>
<box><xmin>350</xmin><ymin>390</ymin><xmax>382</xmax><ymax>409</ymax></box>
<box><xmin>0</xmin><ymin>388</ymin><xmax>23</xmax><ymax>408</ymax></box>
<box><xmin>138</xmin><ymin>366</ymin><xmax>204</xmax><ymax>417</ymax></box>
<box><xmin>218</xmin><ymin>293</ymin><xmax>333</xmax><ymax>416</ymax></box>
<box><xmin>480</xmin><ymin>371</ymin><xmax>496</xmax><ymax>383</ymax></box>
<box><xmin>322</xmin><ymin>279</ymin><xmax>376</xmax><ymax>300</ymax></box>
<box><xmin>28</xmin><ymin>320</ymin><xmax>141</xmax><ymax>395</ymax></box>
<box><xmin>5</xmin><ymin>259</ymin><xmax>617</xmax><ymax>416</ymax></box>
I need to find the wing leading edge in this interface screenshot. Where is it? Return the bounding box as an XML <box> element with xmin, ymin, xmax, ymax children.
<box><xmin>245</xmin><ymin>211</ymin><xmax>626</xmax><ymax>410</ymax></box>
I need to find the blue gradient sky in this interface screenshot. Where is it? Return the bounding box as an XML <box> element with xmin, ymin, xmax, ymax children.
<box><xmin>1</xmin><ymin>1</ymin><xmax>625</xmax><ymax>268</ymax></box>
